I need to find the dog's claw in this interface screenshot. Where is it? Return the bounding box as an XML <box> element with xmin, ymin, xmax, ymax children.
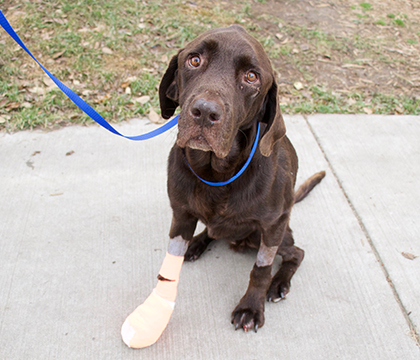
<box><xmin>232</xmin><ymin>308</ymin><xmax>262</xmax><ymax>334</ymax></box>
<box><xmin>267</xmin><ymin>285</ymin><xmax>289</xmax><ymax>302</ymax></box>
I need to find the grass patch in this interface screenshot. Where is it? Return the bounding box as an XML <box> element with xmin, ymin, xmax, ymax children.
<box><xmin>394</xmin><ymin>18</ymin><xmax>405</xmax><ymax>27</ymax></box>
<box><xmin>360</xmin><ymin>3</ymin><xmax>373</xmax><ymax>11</ymax></box>
<box><xmin>1</xmin><ymin>0</ymin><xmax>240</xmax><ymax>130</ymax></box>
<box><xmin>282</xmin><ymin>86</ymin><xmax>420</xmax><ymax>115</ymax></box>
<box><xmin>1</xmin><ymin>0</ymin><xmax>419</xmax><ymax>131</ymax></box>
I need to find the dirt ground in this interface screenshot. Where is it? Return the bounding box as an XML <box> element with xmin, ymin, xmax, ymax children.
<box><xmin>222</xmin><ymin>0</ymin><xmax>420</xmax><ymax>108</ymax></box>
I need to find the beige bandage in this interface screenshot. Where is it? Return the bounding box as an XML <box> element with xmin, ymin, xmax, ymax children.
<box><xmin>121</xmin><ymin>252</ymin><xmax>184</xmax><ymax>348</ymax></box>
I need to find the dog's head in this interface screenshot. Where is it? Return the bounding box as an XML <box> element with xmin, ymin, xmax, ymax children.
<box><xmin>159</xmin><ymin>25</ymin><xmax>285</xmax><ymax>158</ymax></box>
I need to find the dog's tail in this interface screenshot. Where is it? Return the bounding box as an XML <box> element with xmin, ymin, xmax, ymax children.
<box><xmin>294</xmin><ymin>171</ymin><xmax>326</xmax><ymax>203</ymax></box>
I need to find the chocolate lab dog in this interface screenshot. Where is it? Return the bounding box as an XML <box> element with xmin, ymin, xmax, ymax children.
<box><xmin>158</xmin><ymin>25</ymin><xmax>325</xmax><ymax>332</ymax></box>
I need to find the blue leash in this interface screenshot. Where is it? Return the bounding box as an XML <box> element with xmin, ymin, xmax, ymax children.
<box><xmin>0</xmin><ymin>9</ymin><xmax>178</xmax><ymax>140</ymax></box>
<box><xmin>183</xmin><ymin>122</ymin><xmax>261</xmax><ymax>186</ymax></box>
<box><xmin>0</xmin><ymin>9</ymin><xmax>259</xmax><ymax>186</ymax></box>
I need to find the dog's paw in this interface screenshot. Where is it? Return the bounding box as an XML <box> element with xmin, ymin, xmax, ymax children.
<box><xmin>184</xmin><ymin>230</ymin><xmax>214</xmax><ymax>262</ymax></box>
<box><xmin>184</xmin><ymin>241</ymin><xmax>207</xmax><ymax>262</ymax></box>
<box><xmin>231</xmin><ymin>306</ymin><xmax>264</xmax><ymax>333</ymax></box>
<box><xmin>266</xmin><ymin>280</ymin><xmax>290</xmax><ymax>303</ymax></box>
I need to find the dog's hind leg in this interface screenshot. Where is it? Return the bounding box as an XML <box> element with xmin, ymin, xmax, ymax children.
<box><xmin>184</xmin><ymin>228</ymin><xmax>215</xmax><ymax>262</ymax></box>
<box><xmin>266</xmin><ymin>227</ymin><xmax>304</xmax><ymax>302</ymax></box>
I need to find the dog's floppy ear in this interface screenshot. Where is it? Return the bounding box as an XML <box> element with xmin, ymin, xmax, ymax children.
<box><xmin>259</xmin><ymin>76</ymin><xmax>286</xmax><ymax>157</ymax></box>
<box><xmin>159</xmin><ymin>53</ymin><xmax>180</xmax><ymax>119</ymax></box>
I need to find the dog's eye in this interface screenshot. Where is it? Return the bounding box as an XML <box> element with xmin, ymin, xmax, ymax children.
<box><xmin>245</xmin><ymin>71</ymin><xmax>258</xmax><ymax>83</ymax></box>
<box><xmin>188</xmin><ymin>55</ymin><xmax>201</xmax><ymax>68</ymax></box>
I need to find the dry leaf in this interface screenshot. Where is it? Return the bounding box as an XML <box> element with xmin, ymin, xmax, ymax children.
<box><xmin>21</xmin><ymin>102</ymin><xmax>32</xmax><ymax>108</ymax></box>
<box><xmin>401</xmin><ymin>252</ymin><xmax>417</xmax><ymax>260</ymax></box>
<box><xmin>52</xmin><ymin>50</ymin><xmax>65</xmax><ymax>60</ymax></box>
<box><xmin>342</xmin><ymin>64</ymin><xmax>365</xmax><ymax>69</ymax></box>
<box><xmin>148</xmin><ymin>109</ymin><xmax>162</xmax><ymax>124</ymax></box>
<box><xmin>102</xmin><ymin>47</ymin><xmax>113</xmax><ymax>55</ymax></box>
<box><xmin>363</xmin><ymin>107</ymin><xmax>373</xmax><ymax>115</ymax></box>
<box><xmin>0</xmin><ymin>116</ymin><xmax>6</xmax><ymax>124</ymax></box>
<box><xmin>120</xmin><ymin>81</ymin><xmax>130</xmax><ymax>89</ymax></box>
<box><xmin>53</xmin><ymin>18</ymin><xmax>67</xmax><ymax>25</ymax></box>
<box><xmin>131</xmin><ymin>96</ymin><xmax>150</xmax><ymax>105</ymax></box>
<box><xmin>294</xmin><ymin>82</ymin><xmax>304</xmax><ymax>90</ymax></box>
<box><xmin>94</xmin><ymin>94</ymin><xmax>111</xmax><ymax>103</ymax></box>
<box><xmin>395</xmin><ymin>106</ymin><xmax>404</xmax><ymax>114</ymax></box>
<box><xmin>142</xmin><ymin>67</ymin><xmax>156</xmax><ymax>73</ymax></box>
<box><xmin>29</xmin><ymin>86</ymin><xmax>45</xmax><ymax>96</ymax></box>
<box><xmin>43</xmin><ymin>77</ymin><xmax>55</xmax><ymax>87</ymax></box>
<box><xmin>66</xmin><ymin>150</ymin><xmax>75</xmax><ymax>156</ymax></box>
<box><xmin>94</xmin><ymin>24</ymin><xmax>106</xmax><ymax>32</ymax></box>
<box><xmin>125</xmin><ymin>76</ymin><xmax>138</xmax><ymax>83</ymax></box>
<box><xmin>41</xmin><ymin>32</ymin><xmax>51</xmax><ymax>41</ymax></box>
<box><xmin>5</xmin><ymin>102</ymin><xmax>20</xmax><ymax>111</ymax></box>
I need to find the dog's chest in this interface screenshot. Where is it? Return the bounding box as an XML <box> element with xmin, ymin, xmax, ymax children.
<box><xmin>189</xmin><ymin>187</ymin><xmax>230</xmax><ymax>220</ymax></box>
<box><xmin>189</xmin><ymin>188</ymin><xmax>256</xmax><ymax>239</ymax></box>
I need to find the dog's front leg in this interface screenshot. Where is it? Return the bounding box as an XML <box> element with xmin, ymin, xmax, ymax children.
<box><xmin>168</xmin><ymin>210</ymin><xmax>198</xmax><ymax>246</ymax></box>
<box><xmin>231</xmin><ymin>240</ymin><xmax>278</xmax><ymax>332</ymax></box>
<box><xmin>121</xmin><ymin>212</ymin><xmax>197</xmax><ymax>348</ymax></box>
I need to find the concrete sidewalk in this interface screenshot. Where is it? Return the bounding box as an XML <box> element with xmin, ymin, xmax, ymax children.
<box><xmin>0</xmin><ymin>114</ymin><xmax>419</xmax><ymax>359</ymax></box>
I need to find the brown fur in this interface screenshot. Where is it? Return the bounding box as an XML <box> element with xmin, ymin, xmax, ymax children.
<box><xmin>159</xmin><ymin>25</ymin><xmax>325</xmax><ymax>332</ymax></box>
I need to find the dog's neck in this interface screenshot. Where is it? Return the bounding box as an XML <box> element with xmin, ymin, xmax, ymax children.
<box><xmin>183</xmin><ymin>123</ymin><xmax>259</xmax><ymax>183</ymax></box>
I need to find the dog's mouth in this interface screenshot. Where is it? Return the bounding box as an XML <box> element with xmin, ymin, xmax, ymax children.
<box><xmin>185</xmin><ymin>135</ymin><xmax>213</xmax><ymax>152</ymax></box>
<box><xmin>177</xmin><ymin>124</ymin><xmax>234</xmax><ymax>158</ymax></box>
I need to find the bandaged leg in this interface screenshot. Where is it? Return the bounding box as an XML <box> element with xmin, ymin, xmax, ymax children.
<box><xmin>121</xmin><ymin>236</ymin><xmax>188</xmax><ymax>348</ymax></box>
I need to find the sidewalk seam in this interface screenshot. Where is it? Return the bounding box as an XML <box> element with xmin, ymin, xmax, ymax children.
<box><xmin>302</xmin><ymin>114</ymin><xmax>420</xmax><ymax>348</ymax></box>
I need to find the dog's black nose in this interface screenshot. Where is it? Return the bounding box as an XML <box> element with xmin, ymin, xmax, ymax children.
<box><xmin>190</xmin><ymin>98</ymin><xmax>222</xmax><ymax>127</ymax></box>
